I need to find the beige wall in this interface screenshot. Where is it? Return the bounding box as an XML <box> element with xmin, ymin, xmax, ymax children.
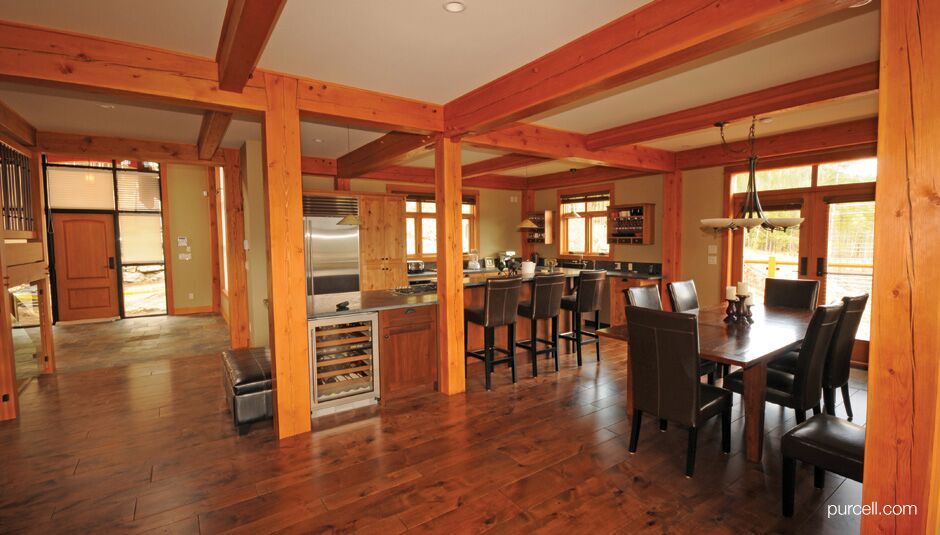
<box><xmin>241</xmin><ymin>141</ymin><xmax>269</xmax><ymax>347</ymax></box>
<box><xmin>681</xmin><ymin>166</ymin><xmax>725</xmax><ymax>307</ymax></box>
<box><xmin>165</xmin><ymin>163</ymin><xmax>213</xmax><ymax>310</ymax></box>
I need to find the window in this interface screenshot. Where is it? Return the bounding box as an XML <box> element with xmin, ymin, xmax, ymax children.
<box><xmin>817</xmin><ymin>157</ymin><xmax>877</xmax><ymax>186</ymax></box>
<box><xmin>559</xmin><ymin>189</ymin><xmax>610</xmax><ymax>256</ymax></box>
<box><xmin>400</xmin><ymin>191</ymin><xmax>477</xmax><ymax>258</ymax></box>
<box><xmin>732</xmin><ymin>165</ymin><xmax>812</xmax><ymax>194</ymax></box>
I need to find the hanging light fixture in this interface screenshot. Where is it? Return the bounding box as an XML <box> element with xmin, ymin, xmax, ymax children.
<box><xmin>336</xmin><ymin>214</ymin><xmax>360</xmax><ymax>226</ymax></box>
<box><xmin>700</xmin><ymin>117</ymin><xmax>803</xmax><ymax>233</ymax></box>
<box><xmin>517</xmin><ymin>218</ymin><xmax>538</xmax><ymax>229</ymax></box>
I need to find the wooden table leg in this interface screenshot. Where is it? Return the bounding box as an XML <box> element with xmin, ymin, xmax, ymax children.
<box><xmin>742</xmin><ymin>362</ymin><xmax>767</xmax><ymax>462</ymax></box>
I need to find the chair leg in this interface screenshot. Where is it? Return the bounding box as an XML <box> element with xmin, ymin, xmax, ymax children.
<box><xmin>685</xmin><ymin>427</ymin><xmax>698</xmax><ymax>477</ymax></box>
<box><xmin>814</xmin><ymin>466</ymin><xmax>826</xmax><ymax>489</ymax></box>
<box><xmin>551</xmin><ymin>316</ymin><xmax>560</xmax><ymax>372</ymax></box>
<box><xmin>706</xmin><ymin>372</ymin><xmax>715</xmax><ymax>385</ymax></box>
<box><xmin>484</xmin><ymin>327</ymin><xmax>494</xmax><ymax>390</ymax></box>
<box><xmin>629</xmin><ymin>409</ymin><xmax>642</xmax><ymax>452</ymax></box>
<box><xmin>721</xmin><ymin>407</ymin><xmax>731</xmax><ymax>454</ymax></box>
<box><xmin>782</xmin><ymin>457</ymin><xmax>796</xmax><ymax>517</ymax></box>
<box><xmin>530</xmin><ymin>318</ymin><xmax>538</xmax><ymax>377</ymax></box>
<box><xmin>574</xmin><ymin>311</ymin><xmax>583</xmax><ymax>366</ymax></box>
<box><xmin>812</xmin><ymin>404</ymin><xmax>821</xmax><ymax>416</ymax></box>
<box><xmin>659</xmin><ymin>419</ymin><xmax>667</xmax><ymax>432</ymax></box>
<box><xmin>795</xmin><ymin>409</ymin><xmax>806</xmax><ymax>424</ymax></box>
<box><xmin>841</xmin><ymin>384</ymin><xmax>854</xmax><ymax>421</ymax></box>
<box><xmin>823</xmin><ymin>387</ymin><xmax>836</xmax><ymax>416</ymax></box>
<box><xmin>595</xmin><ymin>310</ymin><xmax>601</xmax><ymax>361</ymax></box>
<box><xmin>508</xmin><ymin>323</ymin><xmax>517</xmax><ymax>384</ymax></box>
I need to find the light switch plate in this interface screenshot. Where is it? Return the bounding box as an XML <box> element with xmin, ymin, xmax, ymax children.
<box><xmin>708</xmin><ymin>245</ymin><xmax>718</xmax><ymax>254</ymax></box>
<box><xmin>708</xmin><ymin>255</ymin><xmax>718</xmax><ymax>265</ymax></box>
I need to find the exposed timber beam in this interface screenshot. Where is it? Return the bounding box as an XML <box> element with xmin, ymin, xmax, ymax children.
<box><xmin>297</xmin><ymin>81</ymin><xmax>443</xmax><ymax>134</ymax></box>
<box><xmin>336</xmin><ymin>132</ymin><xmax>436</xmax><ymax>178</ymax></box>
<box><xmin>444</xmin><ymin>0</ymin><xmax>860</xmax><ymax>136</ymax></box>
<box><xmin>0</xmin><ymin>97</ymin><xmax>36</xmax><ymax>147</ymax></box>
<box><xmin>676</xmin><ymin>118</ymin><xmax>878</xmax><ymax>170</ymax></box>
<box><xmin>586</xmin><ymin>61</ymin><xmax>880</xmax><ymax>149</ymax></box>
<box><xmin>462</xmin><ymin>153</ymin><xmax>549</xmax><ymax>179</ymax></box>
<box><xmin>36</xmin><ymin>131</ymin><xmax>226</xmax><ymax>165</ymax></box>
<box><xmin>465</xmin><ymin>123</ymin><xmax>675</xmax><ymax>172</ymax></box>
<box><xmin>300</xmin><ymin>156</ymin><xmax>337</xmax><ymax>176</ymax></box>
<box><xmin>362</xmin><ymin>166</ymin><xmax>435</xmax><ymax>184</ymax></box>
<box><xmin>463</xmin><ymin>174</ymin><xmax>527</xmax><ymax>190</ymax></box>
<box><xmin>197</xmin><ymin>111</ymin><xmax>233</xmax><ymax>161</ymax></box>
<box><xmin>526</xmin><ymin>166</ymin><xmax>645</xmax><ymax>190</ymax></box>
<box><xmin>216</xmin><ymin>0</ymin><xmax>287</xmax><ymax>92</ymax></box>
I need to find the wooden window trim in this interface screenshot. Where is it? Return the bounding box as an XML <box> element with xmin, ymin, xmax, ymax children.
<box><xmin>386</xmin><ymin>184</ymin><xmax>480</xmax><ymax>261</ymax></box>
<box><xmin>556</xmin><ymin>183</ymin><xmax>614</xmax><ymax>260</ymax></box>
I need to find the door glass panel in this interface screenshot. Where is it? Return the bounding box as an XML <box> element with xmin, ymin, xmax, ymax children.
<box><xmin>817</xmin><ymin>158</ymin><xmax>877</xmax><ymax>186</ymax></box>
<box><xmin>825</xmin><ymin>201</ymin><xmax>874</xmax><ymax>339</ymax></box>
<box><xmin>119</xmin><ymin>213</ymin><xmax>164</xmax><ymax>264</ymax></box>
<box><xmin>122</xmin><ymin>265</ymin><xmax>167</xmax><ymax>317</ymax></box>
<box><xmin>742</xmin><ymin>209</ymin><xmax>801</xmax><ymax>304</ymax></box>
<box><xmin>116</xmin><ymin>171</ymin><xmax>161</xmax><ymax>211</ymax></box>
<box><xmin>47</xmin><ymin>167</ymin><xmax>115</xmax><ymax>210</ymax></box>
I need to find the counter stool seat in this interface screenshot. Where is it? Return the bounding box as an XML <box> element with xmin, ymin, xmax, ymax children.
<box><xmin>559</xmin><ymin>270</ymin><xmax>607</xmax><ymax>366</ymax></box>
<box><xmin>465</xmin><ymin>277</ymin><xmax>523</xmax><ymax>390</ymax></box>
<box><xmin>516</xmin><ymin>273</ymin><xmax>565</xmax><ymax>377</ymax></box>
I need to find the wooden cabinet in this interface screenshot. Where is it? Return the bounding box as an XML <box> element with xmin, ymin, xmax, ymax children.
<box><xmin>607</xmin><ymin>203</ymin><xmax>655</xmax><ymax>245</ymax></box>
<box><xmin>609</xmin><ymin>277</ymin><xmax>660</xmax><ymax>326</ymax></box>
<box><xmin>359</xmin><ymin>195</ymin><xmax>407</xmax><ymax>290</ymax></box>
<box><xmin>379</xmin><ymin>305</ymin><xmax>438</xmax><ymax>400</ymax></box>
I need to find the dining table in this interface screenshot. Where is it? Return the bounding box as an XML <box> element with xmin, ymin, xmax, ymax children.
<box><xmin>597</xmin><ymin>304</ymin><xmax>814</xmax><ymax>462</ymax></box>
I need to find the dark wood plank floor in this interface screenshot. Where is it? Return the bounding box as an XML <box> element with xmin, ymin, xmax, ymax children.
<box><xmin>0</xmin><ymin>337</ymin><xmax>866</xmax><ymax>534</ymax></box>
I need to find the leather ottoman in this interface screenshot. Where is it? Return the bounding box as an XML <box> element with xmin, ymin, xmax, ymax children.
<box><xmin>221</xmin><ymin>347</ymin><xmax>273</xmax><ymax>435</ymax></box>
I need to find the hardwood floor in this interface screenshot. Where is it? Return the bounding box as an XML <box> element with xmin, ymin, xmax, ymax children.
<box><xmin>0</xmin><ymin>337</ymin><xmax>866</xmax><ymax>534</ymax></box>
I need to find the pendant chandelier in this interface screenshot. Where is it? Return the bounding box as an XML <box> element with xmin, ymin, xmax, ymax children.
<box><xmin>700</xmin><ymin>117</ymin><xmax>803</xmax><ymax>232</ymax></box>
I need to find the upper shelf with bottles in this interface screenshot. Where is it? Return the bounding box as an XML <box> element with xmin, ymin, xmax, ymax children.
<box><xmin>607</xmin><ymin>203</ymin><xmax>654</xmax><ymax>245</ymax></box>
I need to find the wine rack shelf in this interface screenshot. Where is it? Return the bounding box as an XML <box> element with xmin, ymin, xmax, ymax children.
<box><xmin>607</xmin><ymin>203</ymin><xmax>655</xmax><ymax>245</ymax></box>
<box><xmin>309</xmin><ymin>313</ymin><xmax>380</xmax><ymax>412</ymax></box>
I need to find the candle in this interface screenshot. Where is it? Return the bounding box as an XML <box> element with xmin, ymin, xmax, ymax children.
<box><xmin>736</xmin><ymin>281</ymin><xmax>749</xmax><ymax>296</ymax></box>
<box><xmin>725</xmin><ymin>286</ymin><xmax>737</xmax><ymax>301</ymax></box>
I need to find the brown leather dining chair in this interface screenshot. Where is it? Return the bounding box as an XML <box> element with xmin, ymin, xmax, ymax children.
<box><xmin>625</xmin><ymin>285</ymin><xmax>662</xmax><ymax>310</ymax></box>
<box><xmin>464</xmin><ymin>277</ymin><xmax>523</xmax><ymax>390</ymax></box>
<box><xmin>625</xmin><ymin>306</ymin><xmax>732</xmax><ymax>477</ymax></box>
<box><xmin>724</xmin><ymin>303</ymin><xmax>844</xmax><ymax>423</ymax></box>
<box><xmin>516</xmin><ymin>273</ymin><xmax>566</xmax><ymax>377</ymax></box>
<box><xmin>560</xmin><ymin>270</ymin><xmax>606</xmax><ymax>366</ymax></box>
<box><xmin>764</xmin><ymin>278</ymin><xmax>820</xmax><ymax>310</ymax></box>
<box><xmin>667</xmin><ymin>279</ymin><xmax>699</xmax><ymax>312</ymax></box>
<box><xmin>770</xmin><ymin>294</ymin><xmax>869</xmax><ymax>420</ymax></box>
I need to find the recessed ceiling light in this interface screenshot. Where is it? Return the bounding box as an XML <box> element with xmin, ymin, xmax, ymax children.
<box><xmin>443</xmin><ymin>1</ymin><xmax>465</xmax><ymax>13</ymax></box>
<box><xmin>849</xmin><ymin>0</ymin><xmax>872</xmax><ymax>7</ymax></box>
<box><xmin>99</xmin><ymin>104</ymin><xmax>116</xmax><ymax>109</ymax></box>
<box><xmin>314</xmin><ymin>138</ymin><xmax>323</xmax><ymax>143</ymax></box>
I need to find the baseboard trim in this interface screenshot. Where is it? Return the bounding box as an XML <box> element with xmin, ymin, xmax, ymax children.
<box><xmin>173</xmin><ymin>306</ymin><xmax>215</xmax><ymax>315</ymax></box>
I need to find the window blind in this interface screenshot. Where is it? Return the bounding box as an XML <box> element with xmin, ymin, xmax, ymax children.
<box><xmin>402</xmin><ymin>192</ymin><xmax>476</xmax><ymax>205</ymax></box>
<box><xmin>560</xmin><ymin>191</ymin><xmax>610</xmax><ymax>204</ymax></box>
<box><xmin>117</xmin><ymin>171</ymin><xmax>161</xmax><ymax>211</ymax></box>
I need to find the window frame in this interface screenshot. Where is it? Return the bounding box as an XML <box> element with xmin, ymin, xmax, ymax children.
<box><xmin>556</xmin><ymin>183</ymin><xmax>614</xmax><ymax>260</ymax></box>
<box><xmin>386</xmin><ymin>185</ymin><xmax>479</xmax><ymax>260</ymax></box>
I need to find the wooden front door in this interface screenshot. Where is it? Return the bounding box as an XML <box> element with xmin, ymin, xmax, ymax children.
<box><xmin>52</xmin><ymin>213</ymin><xmax>120</xmax><ymax>321</ymax></box>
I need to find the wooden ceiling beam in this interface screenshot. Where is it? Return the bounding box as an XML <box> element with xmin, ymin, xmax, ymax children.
<box><xmin>216</xmin><ymin>0</ymin><xmax>287</xmax><ymax>92</ymax></box>
<box><xmin>586</xmin><ymin>61</ymin><xmax>880</xmax><ymax>150</ymax></box>
<box><xmin>465</xmin><ymin>123</ymin><xmax>675</xmax><ymax>172</ymax></box>
<box><xmin>196</xmin><ymin>111</ymin><xmax>233</xmax><ymax>161</ymax></box>
<box><xmin>462</xmin><ymin>153</ymin><xmax>549</xmax><ymax>179</ymax></box>
<box><xmin>35</xmin><ymin>131</ymin><xmax>225</xmax><ymax>165</ymax></box>
<box><xmin>0</xmin><ymin>97</ymin><xmax>36</xmax><ymax>147</ymax></box>
<box><xmin>336</xmin><ymin>132</ymin><xmax>436</xmax><ymax>178</ymax></box>
<box><xmin>526</xmin><ymin>166</ymin><xmax>646</xmax><ymax>190</ymax></box>
<box><xmin>361</xmin><ymin>165</ymin><xmax>434</xmax><ymax>183</ymax></box>
<box><xmin>444</xmin><ymin>0</ymin><xmax>860</xmax><ymax>136</ymax></box>
<box><xmin>463</xmin><ymin>173</ymin><xmax>527</xmax><ymax>190</ymax></box>
<box><xmin>296</xmin><ymin>80</ymin><xmax>443</xmax><ymax>134</ymax></box>
<box><xmin>676</xmin><ymin>117</ymin><xmax>878</xmax><ymax>170</ymax></box>
<box><xmin>300</xmin><ymin>156</ymin><xmax>337</xmax><ymax>176</ymax></box>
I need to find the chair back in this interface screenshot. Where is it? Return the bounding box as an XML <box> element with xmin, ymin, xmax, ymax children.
<box><xmin>667</xmin><ymin>280</ymin><xmax>700</xmax><ymax>312</ymax></box>
<box><xmin>482</xmin><ymin>277</ymin><xmax>523</xmax><ymax>328</ymax></box>
<box><xmin>625</xmin><ymin>285</ymin><xmax>662</xmax><ymax>310</ymax></box>
<box><xmin>625</xmin><ymin>306</ymin><xmax>701</xmax><ymax>426</ymax></box>
<box><xmin>791</xmin><ymin>303</ymin><xmax>844</xmax><ymax>410</ymax></box>
<box><xmin>764</xmin><ymin>278</ymin><xmax>819</xmax><ymax>310</ymax></box>
<box><xmin>824</xmin><ymin>294</ymin><xmax>869</xmax><ymax>388</ymax></box>
<box><xmin>575</xmin><ymin>270</ymin><xmax>607</xmax><ymax>312</ymax></box>
<box><xmin>527</xmin><ymin>272</ymin><xmax>566</xmax><ymax>319</ymax></box>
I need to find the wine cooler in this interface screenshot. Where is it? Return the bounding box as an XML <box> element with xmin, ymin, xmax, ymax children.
<box><xmin>309</xmin><ymin>313</ymin><xmax>380</xmax><ymax>416</ymax></box>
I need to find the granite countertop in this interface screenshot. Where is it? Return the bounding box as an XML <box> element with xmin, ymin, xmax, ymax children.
<box><xmin>308</xmin><ymin>290</ymin><xmax>438</xmax><ymax>320</ymax></box>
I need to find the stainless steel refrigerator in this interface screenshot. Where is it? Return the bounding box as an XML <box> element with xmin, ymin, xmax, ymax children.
<box><xmin>303</xmin><ymin>195</ymin><xmax>360</xmax><ymax>296</ymax></box>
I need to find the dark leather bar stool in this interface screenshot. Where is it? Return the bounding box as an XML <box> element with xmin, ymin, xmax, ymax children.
<box><xmin>782</xmin><ymin>414</ymin><xmax>865</xmax><ymax>517</ymax></box>
<box><xmin>517</xmin><ymin>273</ymin><xmax>566</xmax><ymax>377</ymax></box>
<box><xmin>770</xmin><ymin>294</ymin><xmax>869</xmax><ymax>420</ymax></box>
<box><xmin>464</xmin><ymin>277</ymin><xmax>523</xmax><ymax>390</ymax></box>
<box><xmin>764</xmin><ymin>278</ymin><xmax>820</xmax><ymax>309</ymax></box>
<box><xmin>559</xmin><ymin>270</ymin><xmax>606</xmax><ymax>366</ymax></box>
<box><xmin>725</xmin><ymin>303</ymin><xmax>844</xmax><ymax>423</ymax></box>
<box><xmin>625</xmin><ymin>285</ymin><xmax>662</xmax><ymax>310</ymax></box>
<box><xmin>667</xmin><ymin>279</ymin><xmax>699</xmax><ymax>312</ymax></box>
<box><xmin>625</xmin><ymin>306</ymin><xmax>732</xmax><ymax>477</ymax></box>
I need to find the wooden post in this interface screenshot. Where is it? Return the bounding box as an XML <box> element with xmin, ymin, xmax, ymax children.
<box><xmin>434</xmin><ymin>137</ymin><xmax>466</xmax><ymax>395</ymax></box>
<box><xmin>207</xmin><ymin>167</ymin><xmax>222</xmax><ymax>313</ymax></box>
<box><xmin>30</xmin><ymin>153</ymin><xmax>55</xmax><ymax>374</ymax></box>
<box><xmin>223</xmin><ymin>149</ymin><xmax>250</xmax><ymax>349</ymax></box>
<box><xmin>862</xmin><ymin>0</ymin><xmax>940</xmax><ymax>532</ymax></box>
<box><xmin>661</xmin><ymin>170</ymin><xmax>682</xmax><ymax>310</ymax></box>
<box><xmin>262</xmin><ymin>72</ymin><xmax>311</xmax><ymax>438</ymax></box>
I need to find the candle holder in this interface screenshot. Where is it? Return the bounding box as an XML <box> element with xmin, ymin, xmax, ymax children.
<box><xmin>723</xmin><ymin>299</ymin><xmax>737</xmax><ymax>323</ymax></box>
<box><xmin>724</xmin><ymin>296</ymin><xmax>754</xmax><ymax>324</ymax></box>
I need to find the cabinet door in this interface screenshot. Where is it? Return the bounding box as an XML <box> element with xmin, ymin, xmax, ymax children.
<box><xmin>360</xmin><ymin>260</ymin><xmax>387</xmax><ymax>291</ymax></box>
<box><xmin>383</xmin><ymin>197</ymin><xmax>408</xmax><ymax>288</ymax></box>
<box><xmin>358</xmin><ymin>196</ymin><xmax>385</xmax><ymax>264</ymax></box>
<box><xmin>380</xmin><ymin>311</ymin><xmax>438</xmax><ymax>398</ymax></box>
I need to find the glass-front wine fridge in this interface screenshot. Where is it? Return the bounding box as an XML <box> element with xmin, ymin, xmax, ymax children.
<box><xmin>308</xmin><ymin>313</ymin><xmax>380</xmax><ymax>416</ymax></box>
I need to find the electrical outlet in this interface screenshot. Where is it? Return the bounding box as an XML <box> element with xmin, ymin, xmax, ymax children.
<box><xmin>708</xmin><ymin>255</ymin><xmax>718</xmax><ymax>265</ymax></box>
<box><xmin>188</xmin><ymin>293</ymin><xmax>194</xmax><ymax>300</ymax></box>
<box><xmin>614</xmin><ymin>262</ymin><xmax>622</xmax><ymax>270</ymax></box>
<box><xmin>627</xmin><ymin>262</ymin><xmax>633</xmax><ymax>272</ymax></box>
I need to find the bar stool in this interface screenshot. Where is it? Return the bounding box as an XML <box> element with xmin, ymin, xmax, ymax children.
<box><xmin>464</xmin><ymin>277</ymin><xmax>523</xmax><ymax>390</ymax></box>
<box><xmin>516</xmin><ymin>273</ymin><xmax>566</xmax><ymax>377</ymax></box>
<box><xmin>559</xmin><ymin>270</ymin><xmax>607</xmax><ymax>366</ymax></box>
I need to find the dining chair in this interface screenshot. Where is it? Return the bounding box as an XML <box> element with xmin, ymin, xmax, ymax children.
<box><xmin>560</xmin><ymin>270</ymin><xmax>606</xmax><ymax>366</ymax></box>
<box><xmin>770</xmin><ymin>294</ymin><xmax>868</xmax><ymax>420</ymax></box>
<box><xmin>516</xmin><ymin>272</ymin><xmax>566</xmax><ymax>377</ymax></box>
<box><xmin>625</xmin><ymin>285</ymin><xmax>662</xmax><ymax>310</ymax></box>
<box><xmin>625</xmin><ymin>306</ymin><xmax>732</xmax><ymax>477</ymax></box>
<box><xmin>667</xmin><ymin>280</ymin><xmax>699</xmax><ymax>312</ymax></box>
<box><xmin>464</xmin><ymin>277</ymin><xmax>522</xmax><ymax>390</ymax></box>
<box><xmin>764</xmin><ymin>278</ymin><xmax>820</xmax><ymax>310</ymax></box>
<box><xmin>724</xmin><ymin>303</ymin><xmax>844</xmax><ymax>423</ymax></box>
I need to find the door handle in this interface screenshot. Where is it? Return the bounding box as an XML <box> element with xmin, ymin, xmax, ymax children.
<box><xmin>816</xmin><ymin>257</ymin><xmax>825</xmax><ymax>277</ymax></box>
<box><xmin>108</xmin><ymin>257</ymin><xmax>115</xmax><ymax>269</ymax></box>
<box><xmin>799</xmin><ymin>257</ymin><xmax>808</xmax><ymax>276</ymax></box>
